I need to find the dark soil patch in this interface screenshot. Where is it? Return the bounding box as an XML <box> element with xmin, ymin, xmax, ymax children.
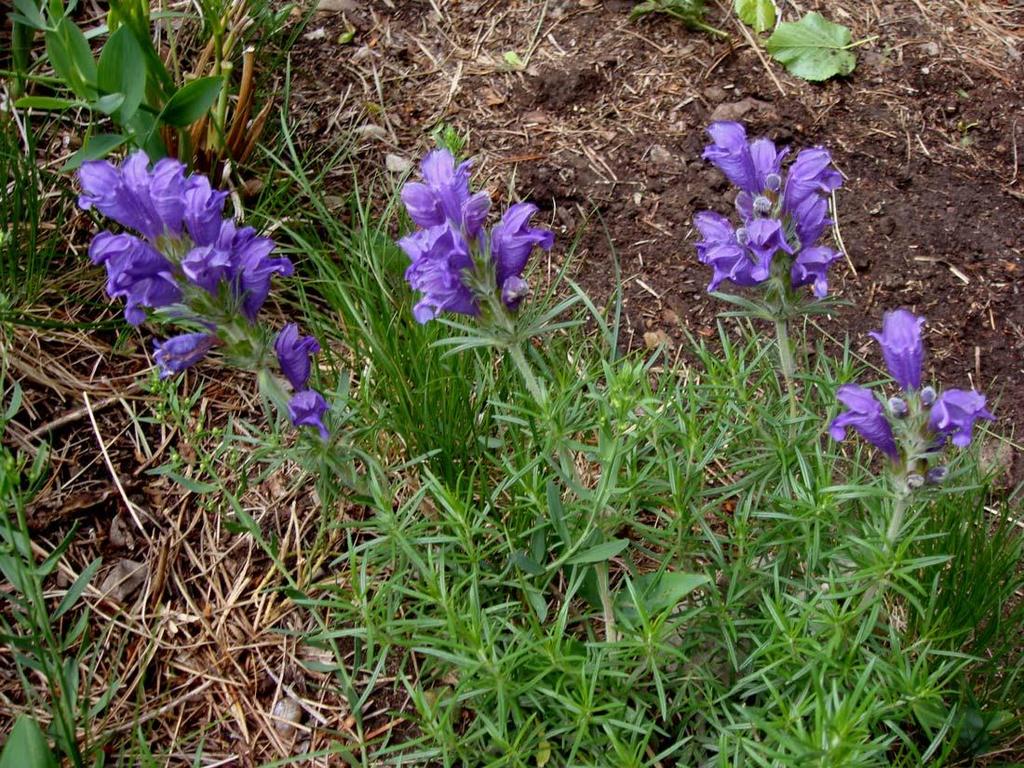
<box><xmin>289</xmin><ymin>0</ymin><xmax>1024</xmax><ymax>474</ymax></box>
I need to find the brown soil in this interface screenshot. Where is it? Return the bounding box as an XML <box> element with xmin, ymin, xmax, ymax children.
<box><xmin>289</xmin><ymin>0</ymin><xmax>1024</xmax><ymax>460</ymax></box>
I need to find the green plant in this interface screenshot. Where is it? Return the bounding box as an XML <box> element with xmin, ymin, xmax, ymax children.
<box><xmin>0</xmin><ymin>112</ymin><xmax>65</xmax><ymax>308</ymax></box>
<box><xmin>629</xmin><ymin>0</ymin><xmax>726</xmax><ymax>38</ymax></box>
<box><xmin>10</xmin><ymin>0</ymin><xmax>289</xmax><ymax>172</ymax></box>
<box><xmin>0</xmin><ymin>379</ymin><xmax>115</xmax><ymax>766</ymax></box>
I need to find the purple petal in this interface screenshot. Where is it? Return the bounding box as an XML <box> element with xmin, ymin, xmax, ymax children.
<box><xmin>153</xmin><ymin>332</ymin><xmax>217</xmax><ymax>378</ymax></box>
<box><xmin>288</xmin><ymin>390</ymin><xmax>329</xmax><ymax>440</ymax></box>
<box><xmin>830</xmin><ymin>383</ymin><xmax>898</xmax><ymax>459</ymax></box>
<box><xmin>275</xmin><ymin>323</ymin><xmax>321</xmax><ymax>391</ymax></box>
<box><xmin>868</xmin><ymin>309</ymin><xmax>925</xmax><ymax>391</ymax></box>
<box><xmin>491</xmin><ymin>202</ymin><xmax>553</xmax><ymax>290</ymax></box>
<box><xmin>929</xmin><ymin>389</ymin><xmax>994</xmax><ymax>448</ymax></box>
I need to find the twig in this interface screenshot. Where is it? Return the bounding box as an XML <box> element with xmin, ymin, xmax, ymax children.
<box><xmin>733</xmin><ymin>17</ymin><xmax>787</xmax><ymax>97</ymax></box>
<box><xmin>26</xmin><ymin>383</ymin><xmax>143</xmax><ymax>442</ymax></box>
<box><xmin>84</xmin><ymin>392</ymin><xmax>154</xmax><ymax>545</ymax></box>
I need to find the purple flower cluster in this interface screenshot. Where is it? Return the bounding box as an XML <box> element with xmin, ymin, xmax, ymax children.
<box><xmin>79</xmin><ymin>151</ymin><xmax>328</xmax><ymax>439</ymax></box>
<box><xmin>398</xmin><ymin>149</ymin><xmax>554</xmax><ymax>323</ymax></box>
<box><xmin>830</xmin><ymin>309</ymin><xmax>994</xmax><ymax>465</ymax></box>
<box><xmin>695</xmin><ymin>122</ymin><xmax>843</xmax><ymax>297</ymax></box>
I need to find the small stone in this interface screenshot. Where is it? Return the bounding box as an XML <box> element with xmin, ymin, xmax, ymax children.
<box><xmin>385</xmin><ymin>154</ymin><xmax>413</xmax><ymax>173</ymax></box>
<box><xmin>709</xmin><ymin>98</ymin><xmax>758</xmax><ymax>123</ymax></box>
<box><xmin>649</xmin><ymin>144</ymin><xmax>675</xmax><ymax>168</ymax></box>
<box><xmin>661</xmin><ymin>309</ymin><xmax>679</xmax><ymax>325</ymax></box>
<box><xmin>316</xmin><ymin>0</ymin><xmax>357</xmax><ymax>9</ymax></box>
<box><xmin>703</xmin><ymin>85</ymin><xmax>728</xmax><ymax>103</ymax></box>
<box><xmin>355</xmin><ymin>124</ymin><xmax>387</xmax><ymax>141</ymax></box>
<box><xmin>643</xmin><ymin>330</ymin><xmax>672</xmax><ymax>350</ymax></box>
<box><xmin>302</xmin><ymin>26</ymin><xmax>326</xmax><ymax>41</ymax></box>
<box><xmin>99</xmin><ymin>560</ymin><xmax>147</xmax><ymax>603</ymax></box>
<box><xmin>920</xmin><ymin>41</ymin><xmax>939</xmax><ymax>57</ymax></box>
<box><xmin>109</xmin><ymin>513</ymin><xmax>134</xmax><ymax>549</ymax></box>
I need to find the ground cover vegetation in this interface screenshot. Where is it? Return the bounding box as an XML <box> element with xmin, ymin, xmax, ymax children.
<box><xmin>2</xmin><ymin>0</ymin><xmax>1023</xmax><ymax>765</ymax></box>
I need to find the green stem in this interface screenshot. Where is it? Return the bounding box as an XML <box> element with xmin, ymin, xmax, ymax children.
<box><xmin>884</xmin><ymin>488</ymin><xmax>909</xmax><ymax>551</ymax></box>
<box><xmin>774</xmin><ymin>317</ymin><xmax>798</xmax><ymax>421</ymax></box>
<box><xmin>857</xmin><ymin>482</ymin><xmax>911</xmax><ymax>616</ymax></box>
<box><xmin>595</xmin><ymin>560</ymin><xmax>618</xmax><ymax>643</ymax></box>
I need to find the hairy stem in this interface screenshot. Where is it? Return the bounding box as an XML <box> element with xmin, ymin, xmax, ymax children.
<box><xmin>774</xmin><ymin>317</ymin><xmax>798</xmax><ymax>421</ymax></box>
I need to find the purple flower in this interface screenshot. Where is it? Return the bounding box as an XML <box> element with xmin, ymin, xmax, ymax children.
<box><xmin>869</xmin><ymin>310</ymin><xmax>926</xmax><ymax>391</ymax></box>
<box><xmin>782</xmin><ymin>148</ymin><xmax>842</xmax><ymax>215</ymax></box>
<box><xmin>183</xmin><ymin>175</ymin><xmax>229</xmax><ymax>246</ymax></box>
<box><xmin>400</xmin><ymin>224</ymin><xmax>478</xmax><ymax>323</ymax></box>
<box><xmin>275</xmin><ymin>323</ymin><xmax>320</xmax><ymax>390</ymax></box>
<box><xmin>703</xmin><ymin>122</ymin><xmax>788</xmax><ymax>197</ymax></box>
<box><xmin>229</xmin><ymin>225</ymin><xmax>293</xmax><ymax>320</ymax></box>
<box><xmin>400</xmin><ymin>149</ymin><xmax>491</xmax><ymax>237</ymax></box>
<box><xmin>929</xmin><ymin>389</ymin><xmax>994</xmax><ymax>448</ymax></box>
<box><xmin>288</xmin><ymin>390</ymin><xmax>329</xmax><ymax>440</ymax></box>
<box><xmin>829</xmin><ymin>384</ymin><xmax>898</xmax><ymax>459</ymax></box>
<box><xmin>746</xmin><ymin>218</ymin><xmax>792</xmax><ymax>267</ymax></box>
<box><xmin>694</xmin><ymin>212</ymin><xmax>767</xmax><ymax>291</ymax></box>
<box><xmin>491</xmin><ymin>202</ymin><xmax>554</xmax><ymax>309</ymax></box>
<box><xmin>791</xmin><ymin>246</ymin><xmax>841</xmax><ymax>298</ymax></box>
<box><xmin>89</xmin><ymin>231</ymin><xmax>182</xmax><ymax>324</ymax></box>
<box><xmin>153</xmin><ymin>332</ymin><xmax>217</xmax><ymax>378</ymax></box>
<box><xmin>181</xmin><ymin>221</ymin><xmax>292</xmax><ymax>319</ymax></box>
<box><xmin>79</xmin><ymin>152</ymin><xmax>188</xmax><ymax>241</ymax></box>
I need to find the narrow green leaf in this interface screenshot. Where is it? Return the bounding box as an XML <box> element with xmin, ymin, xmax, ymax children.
<box><xmin>62</xmin><ymin>133</ymin><xmax>128</xmax><ymax>171</ymax></box>
<box><xmin>0</xmin><ymin>716</ymin><xmax>57</xmax><ymax>768</ymax></box>
<box><xmin>766</xmin><ymin>12</ymin><xmax>856</xmax><ymax>81</ymax></box>
<box><xmin>565</xmin><ymin>538</ymin><xmax>629</xmax><ymax>565</ymax></box>
<box><xmin>158</xmin><ymin>76</ymin><xmax>223</xmax><ymax>127</ymax></box>
<box><xmin>734</xmin><ymin>0</ymin><xmax>776</xmax><ymax>33</ymax></box>
<box><xmin>546</xmin><ymin>480</ymin><xmax>571</xmax><ymax>546</ymax></box>
<box><xmin>54</xmin><ymin>557</ymin><xmax>102</xmax><ymax>618</ymax></box>
<box><xmin>13</xmin><ymin>95</ymin><xmax>82</xmax><ymax>111</ymax></box>
<box><xmin>97</xmin><ymin>26</ymin><xmax>145</xmax><ymax>121</ymax></box>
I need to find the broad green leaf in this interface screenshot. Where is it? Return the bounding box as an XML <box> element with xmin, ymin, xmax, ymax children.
<box><xmin>615</xmin><ymin>571</ymin><xmax>711</xmax><ymax>623</ymax></box>
<box><xmin>44</xmin><ymin>17</ymin><xmax>97</xmax><ymax>100</ymax></box>
<box><xmin>734</xmin><ymin>0</ymin><xmax>775</xmax><ymax>33</ymax></box>
<box><xmin>766</xmin><ymin>12</ymin><xmax>856</xmax><ymax>81</ymax></box>
<box><xmin>510</xmin><ymin>551</ymin><xmax>545</xmax><ymax>576</ymax></box>
<box><xmin>565</xmin><ymin>538</ymin><xmax>628</xmax><ymax>565</ymax></box>
<box><xmin>12</xmin><ymin>0</ymin><xmax>48</xmax><ymax>31</ymax></box>
<box><xmin>638</xmin><ymin>571</ymin><xmax>710</xmax><ymax>613</ymax></box>
<box><xmin>158</xmin><ymin>76</ymin><xmax>223</xmax><ymax>127</ymax></box>
<box><xmin>62</xmin><ymin>133</ymin><xmax>128</xmax><ymax>171</ymax></box>
<box><xmin>91</xmin><ymin>92</ymin><xmax>124</xmax><ymax>115</ymax></box>
<box><xmin>0</xmin><ymin>716</ymin><xmax>57</xmax><ymax>768</ymax></box>
<box><xmin>14</xmin><ymin>95</ymin><xmax>81</xmax><ymax>110</ymax></box>
<box><xmin>97</xmin><ymin>26</ymin><xmax>145</xmax><ymax>121</ymax></box>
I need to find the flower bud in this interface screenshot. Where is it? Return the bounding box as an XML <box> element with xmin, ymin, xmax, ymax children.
<box><xmin>888</xmin><ymin>396</ymin><xmax>909</xmax><ymax>419</ymax></box>
<box><xmin>753</xmin><ymin>195</ymin><xmax>773</xmax><ymax>216</ymax></box>
<box><xmin>925</xmin><ymin>466</ymin><xmax>948</xmax><ymax>485</ymax></box>
<box><xmin>764</xmin><ymin>173</ymin><xmax>782</xmax><ymax>192</ymax></box>
<box><xmin>906</xmin><ymin>473</ymin><xmax>925</xmax><ymax>490</ymax></box>
<box><xmin>920</xmin><ymin>386</ymin><xmax>937</xmax><ymax>406</ymax></box>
